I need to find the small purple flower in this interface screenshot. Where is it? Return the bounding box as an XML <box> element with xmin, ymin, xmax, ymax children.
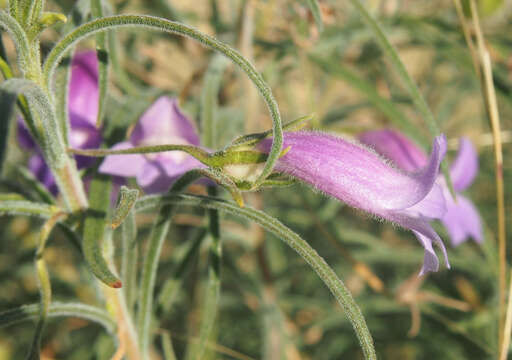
<box><xmin>258</xmin><ymin>131</ymin><xmax>449</xmax><ymax>275</ymax></box>
<box><xmin>17</xmin><ymin>51</ymin><xmax>102</xmax><ymax>194</ymax></box>
<box><xmin>359</xmin><ymin>130</ymin><xmax>482</xmax><ymax>247</ymax></box>
<box><xmin>98</xmin><ymin>96</ymin><xmax>205</xmax><ymax>194</ymax></box>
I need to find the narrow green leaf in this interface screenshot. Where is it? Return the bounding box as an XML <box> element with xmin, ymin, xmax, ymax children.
<box><xmin>0</xmin><ymin>10</ymin><xmax>31</xmax><ymax>76</ymax></box>
<box><xmin>0</xmin><ymin>78</ymin><xmax>66</xmax><ymax>168</ymax></box>
<box><xmin>188</xmin><ymin>187</ymin><xmax>222</xmax><ymax>360</ymax></box>
<box><xmin>121</xmin><ymin>207</ymin><xmax>138</xmax><ymax>314</ymax></box>
<box><xmin>17</xmin><ymin>0</ymin><xmax>36</xmax><ymax>27</ymax></box>
<box><xmin>190</xmin><ymin>168</ymin><xmax>244</xmax><ymax>207</ymax></box>
<box><xmin>43</xmin><ymin>14</ymin><xmax>283</xmax><ymax>187</ymax></box>
<box><xmin>0</xmin><ymin>302</ymin><xmax>115</xmax><ymax>333</ymax></box>
<box><xmin>91</xmin><ymin>0</ymin><xmax>108</xmax><ymax>127</ymax></box>
<box><xmin>157</xmin><ymin>228</ymin><xmax>206</xmax><ymax>313</ymax></box>
<box><xmin>0</xmin><ymin>193</ymin><xmax>26</xmax><ymax>201</ymax></box>
<box><xmin>54</xmin><ymin>55</ymin><xmax>71</xmax><ymax>148</ymax></box>
<box><xmin>26</xmin><ymin>212</ymin><xmax>65</xmax><ymax>360</ymax></box>
<box><xmin>107</xmin><ymin>29</ymin><xmax>158</xmax><ymax>97</ymax></box>
<box><xmin>13</xmin><ymin>166</ymin><xmax>56</xmax><ymax>204</ymax></box>
<box><xmin>305</xmin><ymin>0</ymin><xmax>324</xmax><ymax>32</ymax></box>
<box><xmin>71</xmin><ymin>144</ymin><xmax>269</xmax><ymax>172</ymax></box>
<box><xmin>82</xmin><ymin>174</ymin><xmax>122</xmax><ymax>288</ymax></box>
<box><xmin>136</xmin><ymin>193</ymin><xmax>376</xmax><ymax>359</ymax></box>
<box><xmin>69</xmin><ymin>143</ymin><xmax>210</xmax><ymax>164</ymax></box>
<box><xmin>136</xmin><ymin>172</ymin><xmax>202</xmax><ymax>357</ymax></box>
<box><xmin>0</xmin><ymin>89</ymin><xmax>15</xmax><ymax>175</ymax></box>
<box><xmin>0</xmin><ymin>78</ymin><xmax>88</xmax><ymax>211</ymax></box>
<box><xmin>201</xmin><ymin>54</ymin><xmax>229</xmax><ymax>148</ymax></box>
<box><xmin>310</xmin><ymin>55</ymin><xmax>423</xmax><ymax>146</ymax></box>
<box><xmin>8</xmin><ymin>0</ymin><xmax>18</xmax><ymax>19</ymax></box>
<box><xmin>346</xmin><ymin>0</ymin><xmax>454</xmax><ymax>194</ymax></box>
<box><xmin>0</xmin><ymin>199</ymin><xmax>58</xmax><ymax>218</ymax></box>
<box><xmin>0</xmin><ymin>55</ymin><xmax>40</xmax><ymax>146</ymax></box>
<box><xmin>228</xmin><ymin>114</ymin><xmax>313</xmax><ymax>148</ymax></box>
<box><xmin>161</xmin><ymin>332</ymin><xmax>177</xmax><ymax>360</ymax></box>
<box><xmin>111</xmin><ymin>186</ymin><xmax>139</xmax><ymax>229</ymax></box>
<box><xmin>38</xmin><ymin>12</ymin><xmax>67</xmax><ymax>28</ymax></box>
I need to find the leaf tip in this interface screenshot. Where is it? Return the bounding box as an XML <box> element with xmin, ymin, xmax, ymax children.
<box><xmin>110</xmin><ymin>280</ymin><xmax>123</xmax><ymax>289</ymax></box>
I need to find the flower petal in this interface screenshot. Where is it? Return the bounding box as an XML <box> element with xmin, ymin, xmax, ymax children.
<box><xmin>68</xmin><ymin>51</ymin><xmax>99</xmax><ymax>127</ymax></box>
<box><xmin>359</xmin><ymin>130</ymin><xmax>428</xmax><ymax>171</ymax></box>
<box><xmin>136</xmin><ymin>155</ymin><xmax>207</xmax><ymax>194</ymax></box>
<box><xmin>99</xmin><ymin>142</ymin><xmax>147</xmax><ymax>177</ymax></box>
<box><xmin>17</xmin><ymin>117</ymin><xmax>36</xmax><ymax>150</ymax></box>
<box><xmin>450</xmin><ymin>138</ymin><xmax>478</xmax><ymax>192</ymax></box>
<box><xmin>258</xmin><ymin>131</ymin><xmax>449</xmax><ymax>273</ymax></box>
<box><xmin>130</xmin><ymin>96</ymin><xmax>200</xmax><ymax>146</ymax></box>
<box><xmin>402</xmin><ymin>183</ymin><xmax>446</xmax><ymax>219</ymax></box>
<box><xmin>259</xmin><ymin>131</ymin><xmax>446</xmax><ymax>212</ymax></box>
<box><xmin>136</xmin><ymin>161</ymin><xmax>166</xmax><ymax>193</ymax></box>
<box><xmin>441</xmin><ymin>193</ymin><xmax>483</xmax><ymax>246</ymax></box>
<box><xmin>389</xmin><ymin>212</ymin><xmax>450</xmax><ymax>275</ymax></box>
<box><xmin>70</xmin><ymin>116</ymin><xmax>103</xmax><ymax>169</ymax></box>
<box><xmin>29</xmin><ymin>154</ymin><xmax>57</xmax><ymax>195</ymax></box>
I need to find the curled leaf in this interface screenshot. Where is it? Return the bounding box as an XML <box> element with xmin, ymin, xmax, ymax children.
<box><xmin>111</xmin><ymin>186</ymin><xmax>139</xmax><ymax>230</ymax></box>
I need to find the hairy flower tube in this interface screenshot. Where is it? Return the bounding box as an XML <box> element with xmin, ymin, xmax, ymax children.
<box><xmin>99</xmin><ymin>96</ymin><xmax>205</xmax><ymax>193</ymax></box>
<box><xmin>259</xmin><ymin>131</ymin><xmax>450</xmax><ymax>275</ymax></box>
<box><xmin>359</xmin><ymin>130</ymin><xmax>482</xmax><ymax>247</ymax></box>
<box><xmin>17</xmin><ymin>51</ymin><xmax>102</xmax><ymax>194</ymax></box>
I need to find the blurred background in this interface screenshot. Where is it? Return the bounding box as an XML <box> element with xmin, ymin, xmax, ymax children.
<box><xmin>1</xmin><ymin>0</ymin><xmax>512</xmax><ymax>359</ymax></box>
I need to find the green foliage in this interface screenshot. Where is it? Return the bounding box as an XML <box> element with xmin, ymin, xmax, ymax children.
<box><xmin>0</xmin><ymin>1</ymin><xmax>510</xmax><ymax>359</ymax></box>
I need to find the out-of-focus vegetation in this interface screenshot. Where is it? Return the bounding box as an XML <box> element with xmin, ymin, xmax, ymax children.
<box><xmin>0</xmin><ymin>0</ymin><xmax>511</xmax><ymax>359</ymax></box>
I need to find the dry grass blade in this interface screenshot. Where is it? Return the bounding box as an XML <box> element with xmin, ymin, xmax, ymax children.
<box><xmin>468</xmin><ymin>0</ymin><xmax>507</xmax><ymax>348</ymax></box>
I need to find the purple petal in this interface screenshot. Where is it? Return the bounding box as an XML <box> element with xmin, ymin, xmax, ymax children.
<box><xmin>259</xmin><ymin>131</ymin><xmax>446</xmax><ymax>212</ymax></box>
<box><xmin>130</xmin><ymin>97</ymin><xmax>200</xmax><ymax>146</ymax></box>
<box><xmin>359</xmin><ymin>130</ymin><xmax>428</xmax><ymax>172</ymax></box>
<box><xmin>450</xmin><ymin>138</ymin><xmax>478</xmax><ymax>192</ymax></box>
<box><xmin>441</xmin><ymin>192</ymin><xmax>483</xmax><ymax>246</ymax></box>
<box><xmin>68</xmin><ymin>51</ymin><xmax>99</xmax><ymax>127</ymax></box>
<box><xmin>402</xmin><ymin>183</ymin><xmax>446</xmax><ymax>220</ymax></box>
<box><xmin>70</xmin><ymin>117</ymin><xmax>103</xmax><ymax>168</ymax></box>
<box><xmin>136</xmin><ymin>155</ymin><xmax>206</xmax><ymax>194</ymax></box>
<box><xmin>99</xmin><ymin>142</ymin><xmax>147</xmax><ymax>177</ymax></box>
<box><xmin>17</xmin><ymin>117</ymin><xmax>36</xmax><ymax>150</ymax></box>
<box><xmin>28</xmin><ymin>155</ymin><xmax>58</xmax><ymax>195</ymax></box>
<box><xmin>389</xmin><ymin>212</ymin><xmax>450</xmax><ymax>275</ymax></box>
<box><xmin>258</xmin><ymin>131</ymin><xmax>449</xmax><ymax>273</ymax></box>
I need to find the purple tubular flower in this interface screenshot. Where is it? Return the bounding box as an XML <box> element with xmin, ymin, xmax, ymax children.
<box><xmin>258</xmin><ymin>131</ymin><xmax>449</xmax><ymax>275</ymax></box>
<box><xmin>17</xmin><ymin>51</ymin><xmax>102</xmax><ymax>194</ymax></box>
<box><xmin>359</xmin><ymin>130</ymin><xmax>482</xmax><ymax>247</ymax></box>
<box><xmin>99</xmin><ymin>96</ymin><xmax>206</xmax><ymax>193</ymax></box>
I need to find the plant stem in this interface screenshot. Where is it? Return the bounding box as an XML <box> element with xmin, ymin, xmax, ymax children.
<box><xmin>136</xmin><ymin>193</ymin><xmax>377</xmax><ymax>359</ymax></box>
<box><xmin>42</xmin><ymin>14</ymin><xmax>283</xmax><ymax>187</ymax></box>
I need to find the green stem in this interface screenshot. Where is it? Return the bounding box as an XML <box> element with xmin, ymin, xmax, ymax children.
<box><xmin>136</xmin><ymin>194</ymin><xmax>376</xmax><ymax>359</ymax></box>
